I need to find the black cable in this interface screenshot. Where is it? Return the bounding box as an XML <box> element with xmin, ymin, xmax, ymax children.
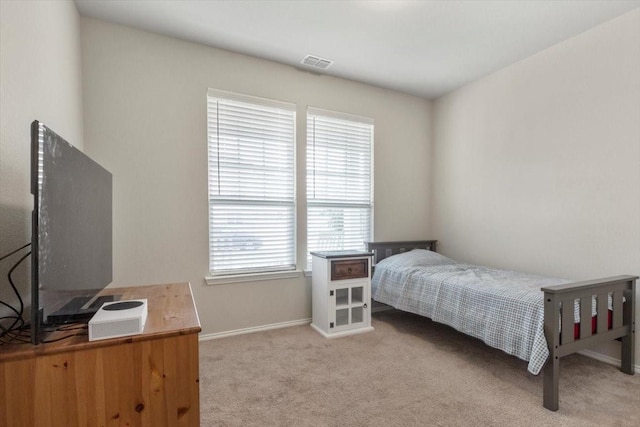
<box><xmin>0</xmin><ymin>242</ymin><xmax>31</xmax><ymax>333</ymax></box>
<box><xmin>0</xmin><ymin>247</ymin><xmax>90</xmax><ymax>346</ymax></box>
<box><xmin>41</xmin><ymin>332</ymin><xmax>87</xmax><ymax>344</ymax></box>
<box><xmin>0</xmin><ymin>317</ymin><xmax>24</xmax><ymax>338</ymax></box>
<box><xmin>0</xmin><ymin>317</ymin><xmax>28</xmax><ymax>344</ymax></box>
<box><xmin>55</xmin><ymin>324</ymin><xmax>88</xmax><ymax>332</ymax></box>
<box><xmin>0</xmin><ymin>326</ymin><xmax>30</xmax><ymax>344</ymax></box>
<box><xmin>0</xmin><ymin>320</ymin><xmax>88</xmax><ymax>345</ymax></box>
<box><xmin>0</xmin><ymin>242</ymin><xmax>31</xmax><ymax>262</ymax></box>
<box><xmin>0</xmin><ymin>243</ymin><xmax>31</xmax><ymax>317</ymax></box>
<box><xmin>0</xmin><ymin>315</ymin><xmax>24</xmax><ymax>324</ymax></box>
<box><xmin>0</xmin><ymin>316</ymin><xmax>22</xmax><ymax>334</ymax></box>
<box><xmin>41</xmin><ymin>323</ymin><xmax>88</xmax><ymax>333</ymax></box>
<box><xmin>7</xmin><ymin>251</ymin><xmax>29</xmax><ymax>313</ymax></box>
<box><xmin>1</xmin><ymin>334</ymin><xmax>30</xmax><ymax>344</ymax></box>
<box><xmin>0</xmin><ymin>299</ymin><xmax>20</xmax><ymax>317</ymax></box>
<box><xmin>0</xmin><ymin>250</ymin><xmax>31</xmax><ymax>342</ymax></box>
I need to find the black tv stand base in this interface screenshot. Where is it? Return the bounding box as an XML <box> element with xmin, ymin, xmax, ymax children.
<box><xmin>46</xmin><ymin>294</ymin><xmax>121</xmax><ymax>324</ymax></box>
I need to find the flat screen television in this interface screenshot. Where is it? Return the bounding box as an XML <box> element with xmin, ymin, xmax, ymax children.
<box><xmin>30</xmin><ymin>120</ymin><xmax>113</xmax><ymax>344</ymax></box>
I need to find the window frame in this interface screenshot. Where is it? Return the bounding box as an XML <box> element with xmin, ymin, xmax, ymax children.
<box><xmin>206</xmin><ymin>89</ymin><xmax>298</xmax><ymax>279</ymax></box>
<box><xmin>305</xmin><ymin>107</ymin><xmax>374</xmax><ymax>269</ymax></box>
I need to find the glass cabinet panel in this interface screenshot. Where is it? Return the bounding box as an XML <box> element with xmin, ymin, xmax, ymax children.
<box><xmin>352</xmin><ymin>287</ymin><xmax>363</xmax><ymax>304</ymax></box>
<box><xmin>352</xmin><ymin>306</ymin><xmax>363</xmax><ymax>324</ymax></box>
<box><xmin>336</xmin><ymin>288</ymin><xmax>349</xmax><ymax>306</ymax></box>
<box><xmin>336</xmin><ymin>308</ymin><xmax>349</xmax><ymax>327</ymax></box>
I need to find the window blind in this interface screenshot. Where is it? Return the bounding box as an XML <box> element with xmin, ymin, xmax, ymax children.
<box><xmin>307</xmin><ymin>109</ymin><xmax>373</xmax><ymax>267</ymax></box>
<box><xmin>207</xmin><ymin>90</ymin><xmax>296</xmax><ymax>274</ymax></box>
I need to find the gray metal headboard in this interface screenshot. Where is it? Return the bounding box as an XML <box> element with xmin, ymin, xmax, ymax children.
<box><xmin>365</xmin><ymin>240</ymin><xmax>438</xmax><ymax>265</ymax></box>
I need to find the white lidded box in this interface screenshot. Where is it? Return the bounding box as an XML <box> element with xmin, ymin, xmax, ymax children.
<box><xmin>88</xmin><ymin>299</ymin><xmax>148</xmax><ymax>341</ymax></box>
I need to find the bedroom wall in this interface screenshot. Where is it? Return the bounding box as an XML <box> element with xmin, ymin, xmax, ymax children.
<box><xmin>0</xmin><ymin>0</ymin><xmax>84</xmax><ymax>324</ymax></box>
<box><xmin>80</xmin><ymin>18</ymin><xmax>433</xmax><ymax>335</ymax></box>
<box><xmin>432</xmin><ymin>9</ymin><xmax>640</xmax><ymax>365</ymax></box>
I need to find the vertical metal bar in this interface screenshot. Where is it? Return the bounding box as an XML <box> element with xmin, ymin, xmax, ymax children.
<box><xmin>544</xmin><ymin>292</ymin><xmax>560</xmax><ymax>411</ymax></box>
<box><xmin>561</xmin><ymin>300</ymin><xmax>574</xmax><ymax>344</ymax></box>
<box><xmin>596</xmin><ymin>293</ymin><xmax>608</xmax><ymax>334</ymax></box>
<box><xmin>613</xmin><ymin>291</ymin><xmax>624</xmax><ymax>328</ymax></box>
<box><xmin>580</xmin><ymin>297</ymin><xmax>592</xmax><ymax>339</ymax></box>
<box><xmin>621</xmin><ymin>279</ymin><xmax>636</xmax><ymax>375</ymax></box>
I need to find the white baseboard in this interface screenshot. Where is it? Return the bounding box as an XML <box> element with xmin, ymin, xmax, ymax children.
<box><xmin>199</xmin><ymin>318</ymin><xmax>311</xmax><ymax>341</ymax></box>
<box><xmin>578</xmin><ymin>349</ymin><xmax>639</xmax><ymax>374</ymax></box>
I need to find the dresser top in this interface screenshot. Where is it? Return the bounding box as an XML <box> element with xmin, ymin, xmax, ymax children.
<box><xmin>310</xmin><ymin>250</ymin><xmax>373</xmax><ymax>259</ymax></box>
<box><xmin>0</xmin><ymin>282</ymin><xmax>201</xmax><ymax>361</ymax></box>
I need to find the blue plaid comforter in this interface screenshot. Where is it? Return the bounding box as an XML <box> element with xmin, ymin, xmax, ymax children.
<box><xmin>371</xmin><ymin>249</ymin><xmax>571</xmax><ymax>375</ymax></box>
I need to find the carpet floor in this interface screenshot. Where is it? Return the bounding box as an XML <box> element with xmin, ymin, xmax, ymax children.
<box><xmin>199</xmin><ymin>310</ymin><xmax>640</xmax><ymax>426</ymax></box>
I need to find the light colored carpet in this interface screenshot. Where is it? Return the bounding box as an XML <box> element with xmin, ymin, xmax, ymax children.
<box><xmin>199</xmin><ymin>310</ymin><xmax>640</xmax><ymax>426</ymax></box>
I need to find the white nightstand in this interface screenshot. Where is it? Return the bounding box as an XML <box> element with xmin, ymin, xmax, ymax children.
<box><xmin>310</xmin><ymin>250</ymin><xmax>374</xmax><ymax>338</ymax></box>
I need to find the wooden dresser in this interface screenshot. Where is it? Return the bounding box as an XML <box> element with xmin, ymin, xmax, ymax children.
<box><xmin>0</xmin><ymin>283</ymin><xmax>201</xmax><ymax>427</ymax></box>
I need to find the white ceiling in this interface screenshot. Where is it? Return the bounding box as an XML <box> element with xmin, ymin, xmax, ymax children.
<box><xmin>74</xmin><ymin>0</ymin><xmax>640</xmax><ymax>99</ymax></box>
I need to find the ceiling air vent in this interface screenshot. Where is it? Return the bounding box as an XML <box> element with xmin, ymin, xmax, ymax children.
<box><xmin>300</xmin><ymin>54</ymin><xmax>333</xmax><ymax>70</ymax></box>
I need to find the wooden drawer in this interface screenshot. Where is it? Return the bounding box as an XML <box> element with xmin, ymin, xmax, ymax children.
<box><xmin>331</xmin><ymin>259</ymin><xmax>369</xmax><ymax>281</ymax></box>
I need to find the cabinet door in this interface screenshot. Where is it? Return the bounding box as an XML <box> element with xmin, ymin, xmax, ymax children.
<box><xmin>329</xmin><ymin>282</ymin><xmax>369</xmax><ymax>332</ymax></box>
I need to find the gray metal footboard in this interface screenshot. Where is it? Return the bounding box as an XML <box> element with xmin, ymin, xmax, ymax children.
<box><xmin>366</xmin><ymin>240</ymin><xmax>437</xmax><ymax>264</ymax></box>
<box><xmin>542</xmin><ymin>275</ymin><xmax>637</xmax><ymax>411</ymax></box>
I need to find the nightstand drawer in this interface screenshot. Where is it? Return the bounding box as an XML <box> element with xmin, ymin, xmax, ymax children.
<box><xmin>331</xmin><ymin>259</ymin><xmax>369</xmax><ymax>281</ymax></box>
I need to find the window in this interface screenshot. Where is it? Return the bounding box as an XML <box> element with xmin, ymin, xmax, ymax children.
<box><xmin>207</xmin><ymin>89</ymin><xmax>296</xmax><ymax>275</ymax></box>
<box><xmin>306</xmin><ymin>108</ymin><xmax>373</xmax><ymax>267</ymax></box>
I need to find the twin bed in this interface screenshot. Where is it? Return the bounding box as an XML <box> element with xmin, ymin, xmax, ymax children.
<box><xmin>366</xmin><ymin>240</ymin><xmax>636</xmax><ymax>411</ymax></box>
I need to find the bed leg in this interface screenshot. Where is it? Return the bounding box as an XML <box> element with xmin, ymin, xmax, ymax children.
<box><xmin>543</xmin><ymin>356</ymin><xmax>560</xmax><ymax>411</ymax></box>
<box><xmin>621</xmin><ymin>286</ymin><xmax>635</xmax><ymax>375</ymax></box>
<box><xmin>543</xmin><ymin>292</ymin><xmax>561</xmax><ymax>411</ymax></box>
<box><xmin>621</xmin><ymin>334</ymin><xmax>635</xmax><ymax>375</ymax></box>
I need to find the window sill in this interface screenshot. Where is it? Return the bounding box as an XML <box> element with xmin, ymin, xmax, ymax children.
<box><xmin>206</xmin><ymin>269</ymin><xmax>303</xmax><ymax>285</ymax></box>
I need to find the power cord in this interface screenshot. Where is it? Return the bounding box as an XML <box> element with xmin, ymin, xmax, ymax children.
<box><xmin>0</xmin><ymin>242</ymin><xmax>31</xmax><ymax>262</ymax></box>
<box><xmin>1</xmin><ymin>243</ymin><xmax>90</xmax><ymax>345</ymax></box>
<box><xmin>0</xmin><ymin>243</ymin><xmax>31</xmax><ymax>344</ymax></box>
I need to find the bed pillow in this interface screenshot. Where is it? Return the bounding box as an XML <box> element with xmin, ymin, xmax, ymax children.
<box><xmin>376</xmin><ymin>248</ymin><xmax>457</xmax><ymax>269</ymax></box>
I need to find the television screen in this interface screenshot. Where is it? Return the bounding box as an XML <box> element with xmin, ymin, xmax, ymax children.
<box><xmin>31</xmin><ymin>121</ymin><xmax>113</xmax><ymax>344</ymax></box>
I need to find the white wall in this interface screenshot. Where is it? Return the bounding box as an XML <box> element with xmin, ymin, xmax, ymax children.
<box><xmin>80</xmin><ymin>18</ymin><xmax>433</xmax><ymax>335</ymax></box>
<box><xmin>0</xmin><ymin>0</ymin><xmax>84</xmax><ymax>323</ymax></box>
<box><xmin>432</xmin><ymin>9</ymin><xmax>640</xmax><ymax>364</ymax></box>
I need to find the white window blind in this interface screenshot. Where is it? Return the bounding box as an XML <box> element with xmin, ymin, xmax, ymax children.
<box><xmin>307</xmin><ymin>108</ymin><xmax>373</xmax><ymax>267</ymax></box>
<box><xmin>207</xmin><ymin>89</ymin><xmax>296</xmax><ymax>275</ymax></box>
